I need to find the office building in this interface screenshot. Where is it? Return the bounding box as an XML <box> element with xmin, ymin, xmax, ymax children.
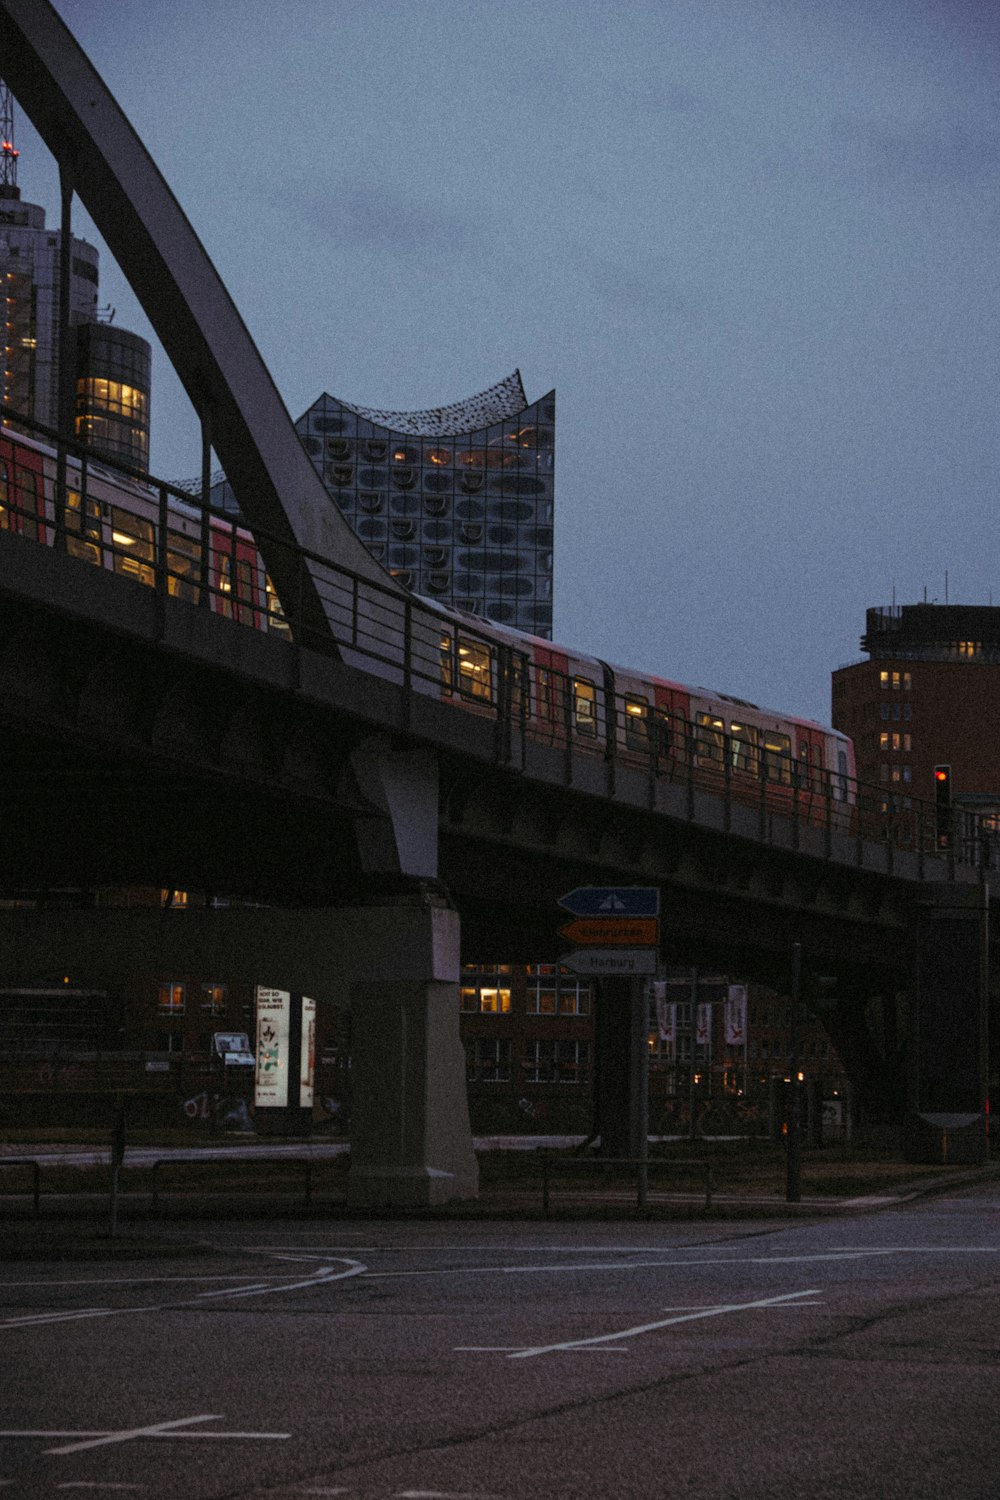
<box><xmin>0</xmin><ymin>81</ymin><xmax>151</xmax><ymax>468</ymax></box>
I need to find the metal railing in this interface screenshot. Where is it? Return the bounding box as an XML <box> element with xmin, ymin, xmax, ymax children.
<box><xmin>149</xmin><ymin>1154</ymin><xmax>314</xmax><ymax>1212</ymax></box>
<box><xmin>539</xmin><ymin>1153</ymin><xmax>713</xmax><ymax>1215</ymax></box>
<box><xmin>0</xmin><ymin>1157</ymin><xmax>41</xmax><ymax>1216</ymax></box>
<box><xmin>1</xmin><ymin>405</ymin><xmax>991</xmax><ymax>877</ymax></box>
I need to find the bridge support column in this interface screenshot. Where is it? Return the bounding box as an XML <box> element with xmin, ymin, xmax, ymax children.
<box><xmin>905</xmin><ymin>883</ymin><xmax>989</xmax><ymax>1164</ymax></box>
<box><xmin>345</xmin><ymin>886</ymin><xmax>478</xmax><ymax>1209</ymax></box>
<box><xmin>595</xmin><ymin>977</ymin><xmax>648</xmax><ymax>1158</ymax></box>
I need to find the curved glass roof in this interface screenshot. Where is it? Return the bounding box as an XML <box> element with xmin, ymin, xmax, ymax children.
<box><xmin>333</xmin><ymin>370</ymin><xmax>529</xmax><ymax>437</ymax></box>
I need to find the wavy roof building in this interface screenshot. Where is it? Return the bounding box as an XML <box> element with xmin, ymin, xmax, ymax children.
<box><xmin>295</xmin><ymin>373</ymin><xmax>554</xmax><ymax>637</ymax></box>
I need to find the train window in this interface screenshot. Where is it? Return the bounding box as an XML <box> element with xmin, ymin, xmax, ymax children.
<box><xmin>15</xmin><ymin>466</ymin><xmax>39</xmax><ymax>541</ymax></box>
<box><xmin>265</xmin><ymin>577</ymin><xmax>292</xmax><ymax>638</ymax></box>
<box><xmin>110</xmin><ymin>505</ymin><xmax>154</xmax><ymax>585</ymax></box>
<box><xmin>458</xmin><ymin>637</ymin><xmax>493</xmax><ymax>701</ymax></box>
<box><xmin>763</xmin><ymin>730</ymin><xmax>792</xmax><ymax>784</ymax></box>
<box><xmin>696</xmin><ymin>712</ymin><xmax>725</xmax><ymax>763</ymax></box>
<box><xmin>166</xmin><ymin>529</ymin><xmax>200</xmax><ymax>602</ymax></box>
<box><xmin>65</xmin><ymin>489</ymin><xmax>102</xmax><ymax>566</ymax></box>
<box><xmin>0</xmin><ymin>459</ymin><xmax>8</xmax><ymax>527</ymax></box>
<box><xmin>235</xmin><ymin>558</ymin><xmax>255</xmax><ymax>625</ymax></box>
<box><xmin>835</xmin><ymin>748</ymin><xmax>849</xmax><ymax>800</ymax></box>
<box><xmin>573</xmin><ymin>678</ymin><xmax>598</xmax><ymax>736</ymax></box>
<box><xmin>729</xmin><ymin>721</ymin><xmax>760</xmax><ymax>775</ymax></box>
<box><xmin>624</xmin><ymin>696</ymin><xmax>649</xmax><ymax>750</ymax></box>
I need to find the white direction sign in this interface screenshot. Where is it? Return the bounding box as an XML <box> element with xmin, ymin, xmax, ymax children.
<box><xmin>560</xmin><ymin>947</ymin><xmax>657</xmax><ymax>976</ymax></box>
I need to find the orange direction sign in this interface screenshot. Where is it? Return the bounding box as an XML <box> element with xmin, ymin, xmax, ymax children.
<box><xmin>558</xmin><ymin>917</ymin><xmax>659</xmax><ymax>947</ymax></box>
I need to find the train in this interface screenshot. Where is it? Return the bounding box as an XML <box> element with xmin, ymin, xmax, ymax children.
<box><xmin>0</xmin><ymin>421</ymin><xmax>857</xmax><ymax>826</ymax></box>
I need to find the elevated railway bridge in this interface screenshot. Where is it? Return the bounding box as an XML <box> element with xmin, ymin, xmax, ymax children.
<box><xmin>0</xmin><ymin>0</ymin><xmax>991</xmax><ymax>1202</ymax></box>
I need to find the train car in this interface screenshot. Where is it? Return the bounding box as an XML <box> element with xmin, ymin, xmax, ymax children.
<box><xmin>0</xmin><ymin>424</ymin><xmax>276</xmax><ymax>631</ymax></box>
<box><xmin>3</xmin><ymin>420</ymin><xmax>857</xmax><ymax>830</ymax></box>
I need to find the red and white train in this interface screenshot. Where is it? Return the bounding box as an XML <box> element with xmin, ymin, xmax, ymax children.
<box><xmin>0</xmin><ymin>422</ymin><xmax>856</xmax><ymax>822</ymax></box>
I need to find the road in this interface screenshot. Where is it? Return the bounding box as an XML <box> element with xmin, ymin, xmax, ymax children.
<box><xmin>3</xmin><ymin>1179</ymin><xmax>1000</xmax><ymax>1498</ymax></box>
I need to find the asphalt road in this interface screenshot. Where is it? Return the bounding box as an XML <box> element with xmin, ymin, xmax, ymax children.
<box><xmin>3</xmin><ymin>1180</ymin><xmax>1000</xmax><ymax>1499</ymax></box>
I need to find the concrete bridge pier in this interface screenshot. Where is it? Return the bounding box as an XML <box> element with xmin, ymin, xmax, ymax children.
<box><xmin>343</xmin><ymin>886</ymin><xmax>478</xmax><ymax>1209</ymax></box>
<box><xmin>341</xmin><ymin>736</ymin><xmax>478</xmax><ymax>1208</ymax></box>
<box><xmin>905</xmin><ymin>883</ymin><xmax>989</xmax><ymax>1164</ymax></box>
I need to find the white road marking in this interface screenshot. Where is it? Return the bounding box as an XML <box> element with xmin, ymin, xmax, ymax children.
<box><xmin>0</xmin><ymin>1416</ymin><xmax>290</xmax><ymax>1455</ymax></box>
<box><xmin>48</xmin><ymin>1414</ymin><xmax>227</xmax><ymax>1455</ymax></box>
<box><xmin>1</xmin><ymin>1259</ymin><xmax>368</xmax><ymax>1328</ymax></box>
<box><xmin>502</xmin><ymin>1289</ymin><xmax>822</xmax><ymax>1359</ymax></box>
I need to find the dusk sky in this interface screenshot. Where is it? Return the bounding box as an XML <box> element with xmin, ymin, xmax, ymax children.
<box><xmin>18</xmin><ymin>1</ymin><xmax>1000</xmax><ymax>723</ymax></box>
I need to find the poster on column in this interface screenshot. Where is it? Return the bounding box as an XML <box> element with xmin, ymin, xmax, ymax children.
<box><xmin>696</xmin><ymin>1002</ymin><xmax>712</xmax><ymax>1047</ymax></box>
<box><xmin>255</xmin><ymin>987</ymin><xmax>290</xmax><ymax>1108</ymax></box>
<box><xmin>300</xmin><ymin>996</ymin><xmax>316</xmax><ymax>1109</ymax></box>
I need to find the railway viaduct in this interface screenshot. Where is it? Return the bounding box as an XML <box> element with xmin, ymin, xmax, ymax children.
<box><xmin>0</xmin><ymin>0</ymin><xmax>990</xmax><ymax>1202</ymax></box>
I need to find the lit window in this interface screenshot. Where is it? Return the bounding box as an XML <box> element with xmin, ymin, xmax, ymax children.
<box><xmin>157</xmin><ymin>982</ymin><xmax>185</xmax><ymax>1014</ymax></box>
<box><xmin>624</xmin><ymin>696</ymin><xmax>649</xmax><ymax>750</ymax></box>
<box><xmin>879</xmin><ymin>732</ymin><xmax>889</xmax><ymax>749</ymax></box>
<box><xmin>880</xmin><ymin>671</ymin><xmax>890</xmax><ymax>689</ymax></box>
<box><xmin>903</xmin><ymin>672</ymin><xmax>911</xmax><ymax>690</ymax></box>
<box><xmin>573</xmin><ymin>677</ymin><xmax>598</xmax><ymax>736</ymax></box>
<box><xmin>458</xmin><ymin>638</ymin><xmax>493</xmax><ymax>701</ymax></box>
<box><xmin>201</xmin><ymin>983</ymin><xmax>226</xmax><ymax>1014</ymax></box>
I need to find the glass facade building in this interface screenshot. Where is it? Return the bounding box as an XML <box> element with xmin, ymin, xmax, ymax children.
<box><xmin>294</xmin><ymin>373</ymin><xmax>555</xmax><ymax>637</ymax></box>
<box><xmin>74</xmin><ymin>322</ymin><xmax>151</xmax><ymax>469</ymax></box>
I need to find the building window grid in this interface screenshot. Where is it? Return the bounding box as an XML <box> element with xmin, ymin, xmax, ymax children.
<box><xmin>526</xmin><ymin>965</ymin><xmax>592</xmax><ymax>1016</ymax></box>
<box><xmin>157</xmin><ymin>981</ymin><xmax>185</xmax><ymax>1015</ymax></box>
<box><xmin>523</xmin><ymin>1039</ymin><xmax>590</xmax><ymax>1084</ymax></box>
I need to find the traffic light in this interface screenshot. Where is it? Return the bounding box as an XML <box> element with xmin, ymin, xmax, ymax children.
<box><xmin>934</xmin><ymin>764</ymin><xmax>952</xmax><ymax>847</ymax></box>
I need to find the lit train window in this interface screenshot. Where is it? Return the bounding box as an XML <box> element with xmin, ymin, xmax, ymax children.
<box><xmin>696</xmin><ymin>712</ymin><xmax>725</xmax><ymax>763</ymax></box>
<box><xmin>624</xmin><ymin>696</ymin><xmax>649</xmax><ymax>750</ymax></box>
<box><xmin>729</xmin><ymin>721</ymin><xmax>760</xmax><ymax>775</ymax></box>
<box><xmin>535</xmin><ymin>665</ymin><xmax>553</xmax><ymax>720</ymax></box>
<box><xmin>573</xmin><ymin>678</ymin><xmax>598</xmax><ymax>736</ymax></box>
<box><xmin>458</xmin><ymin>637</ymin><xmax>494</xmax><ymax>701</ymax></box>
<box><xmin>65</xmin><ymin>489</ymin><xmax>102</xmax><ymax>566</ymax></box>
<box><xmin>166</xmin><ymin>529</ymin><xmax>200</xmax><ymax>602</ymax></box>
<box><xmin>763</xmin><ymin>731</ymin><xmax>792</xmax><ymax>784</ymax></box>
<box><xmin>110</xmin><ymin>505</ymin><xmax>154</xmax><ymax>586</ymax></box>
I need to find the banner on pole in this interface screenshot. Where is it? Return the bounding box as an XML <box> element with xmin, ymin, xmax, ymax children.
<box><xmin>696</xmin><ymin>1002</ymin><xmax>712</xmax><ymax>1048</ymax></box>
<box><xmin>725</xmin><ymin>985</ymin><xmax>748</xmax><ymax>1046</ymax></box>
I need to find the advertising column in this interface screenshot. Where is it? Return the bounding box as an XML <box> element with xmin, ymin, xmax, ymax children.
<box><xmin>254</xmin><ymin>987</ymin><xmax>313</xmax><ymax>1135</ymax></box>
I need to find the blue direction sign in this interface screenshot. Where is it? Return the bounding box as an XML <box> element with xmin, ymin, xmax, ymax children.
<box><xmin>558</xmin><ymin>886</ymin><xmax>660</xmax><ymax>918</ymax></box>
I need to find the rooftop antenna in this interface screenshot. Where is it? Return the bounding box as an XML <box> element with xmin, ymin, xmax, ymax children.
<box><xmin>891</xmin><ymin>581</ymin><xmax>896</xmax><ymax>608</ymax></box>
<box><xmin>0</xmin><ymin>81</ymin><xmax>20</xmax><ymax>200</ymax></box>
<box><xmin>945</xmin><ymin>569</ymin><xmax>949</xmax><ymax>605</ymax></box>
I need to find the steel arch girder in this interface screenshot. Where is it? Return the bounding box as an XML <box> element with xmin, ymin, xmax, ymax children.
<box><xmin>0</xmin><ymin>0</ymin><xmax>395</xmax><ymax>634</ymax></box>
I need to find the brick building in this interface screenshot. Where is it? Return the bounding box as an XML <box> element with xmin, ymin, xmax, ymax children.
<box><xmin>832</xmin><ymin>603</ymin><xmax>1000</xmax><ymax>826</ymax></box>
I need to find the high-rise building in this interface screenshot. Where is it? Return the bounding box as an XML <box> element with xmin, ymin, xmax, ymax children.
<box><xmin>0</xmin><ymin>81</ymin><xmax>151</xmax><ymax>469</ymax></box>
<box><xmin>831</xmin><ymin>602</ymin><xmax>1000</xmax><ymax>821</ymax></box>
<box><xmin>295</xmin><ymin>374</ymin><xmax>555</xmax><ymax>637</ymax></box>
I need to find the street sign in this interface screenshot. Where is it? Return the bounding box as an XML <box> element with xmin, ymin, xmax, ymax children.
<box><xmin>560</xmin><ymin>948</ymin><xmax>658</xmax><ymax>976</ymax></box>
<box><xmin>557</xmin><ymin>885</ymin><xmax>660</xmax><ymax>918</ymax></box>
<box><xmin>558</xmin><ymin>917</ymin><xmax>658</xmax><ymax>947</ymax></box>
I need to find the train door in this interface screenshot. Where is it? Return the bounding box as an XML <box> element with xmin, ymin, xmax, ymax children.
<box><xmin>533</xmin><ymin>645</ymin><xmax>570</xmax><ymax>746</ymax></box>
<box><xmin>0</xmin><ymin>438</ymin><xmax>46</xmax><ymax>543</ymax></box>
<box><xmin>651</xmin><ymin>683</ymin><xmax>691</xmax><ymax>776</ymax></box>
<box><xmin>795</xmin><ymin>724</ymin><xmax>827</xmax><ymax>825</ymax></box>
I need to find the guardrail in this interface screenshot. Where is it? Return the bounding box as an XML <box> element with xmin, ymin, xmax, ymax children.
<box><xmin>0</xmin><ymin>1157</ymin><xmax>41</xmax><ymax>1216</ymax></box>
<box><xmin>149</xmin><ymin>1155</ymin><xmax>314</xmax><ymax>1212</ymax></box>
<box><xmin>539</xmin><ymin>1154</ymin><xmax>713</xmax><ymax>1215</ymax></box>
<box><xmin>2</xmin><ymin>404</ymin><xmax>993</xmax><ymax>877</ymax></box>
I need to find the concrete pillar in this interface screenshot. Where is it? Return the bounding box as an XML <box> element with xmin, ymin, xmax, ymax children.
<box><xmin>905</xmin><ymin>882</ymin><xmax>989</xmax><ymax>1164</ymax></box>
<box><xmin>344</xmin><ymin>889</ymin><xmax>478</xmax><ymax>1208</ymax></box>
<box><xmin>595</xmin><ymin>977</ymin><xmax>648</xmax><ymax>1158</ymax></box>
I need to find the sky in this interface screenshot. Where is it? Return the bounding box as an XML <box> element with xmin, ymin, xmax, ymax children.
<box><xmin>15</xmin><ymin>0</ymin><xmax>1000</xmax><ymax>724</ymax></box>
